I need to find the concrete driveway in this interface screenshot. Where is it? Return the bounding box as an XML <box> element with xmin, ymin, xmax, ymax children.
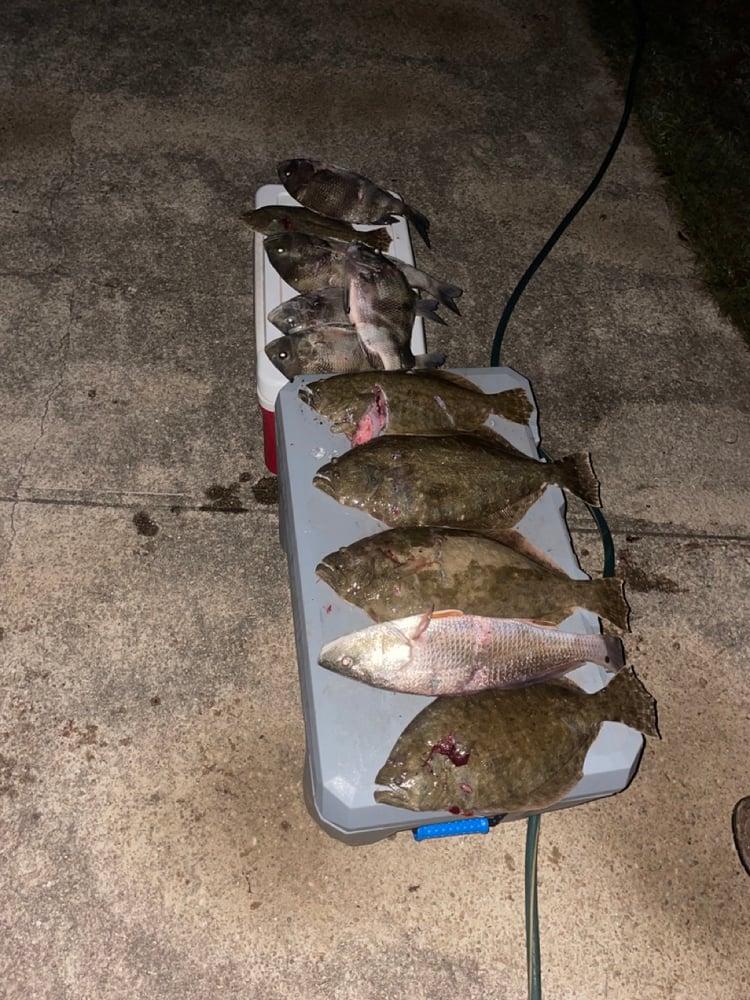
<box><xmin>2</xmin><ymin>1</ymin><xmax>749</xmax><ymax>997</ymax></box>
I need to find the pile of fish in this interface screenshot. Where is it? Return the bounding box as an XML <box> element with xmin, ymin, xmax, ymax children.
<box><xmin>244</xmin><ymin>158</ymin><xmax>460</xmax><ymax>378</ymax></box>
<box><xmin>251</xmin><ymin>159</ymin><xmax>660</xmax><ymax>819</ymax></box>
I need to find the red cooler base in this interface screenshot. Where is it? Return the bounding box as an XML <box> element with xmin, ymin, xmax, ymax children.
<box><xmin>261</xmin><ymin>405</ymin><xmax>277</xmax><ymax>474</ymax></box>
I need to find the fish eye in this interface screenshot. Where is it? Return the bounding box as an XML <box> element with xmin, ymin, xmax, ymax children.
<box><xmin>340</xmin><ymin>655</ymin><xmax>354</xmax><ymax>668</ymax></box>
<box><xmin>278</xmin><ymin>351</ymin><xmax>288</xmax><ymax>360</ymax></box>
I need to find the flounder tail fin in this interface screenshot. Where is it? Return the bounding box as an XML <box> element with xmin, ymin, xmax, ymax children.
<box><xmin>587</xmin><ymin>576</ymin><xmax>631</xmax><ymax>631</ymax></box>
<box><xmin>554</xmin><ymin>452</ymin><xmax>602</xmax><ymax>507</ymax></box>
<box><xmin>597</xmin><ymin>668</ymin><xmax>660</xmax><ymax>739</ymax></box>
<box><xmin>489</xmin><ymin>387</ymin><xmax>534</xmax><ymax>425</ymax></box>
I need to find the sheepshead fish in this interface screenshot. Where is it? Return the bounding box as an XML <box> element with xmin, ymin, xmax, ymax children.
<box><xmin>263</xmin><ymin>232</ymin><xmax>462</xmax><ymax>314</ymax></box>
<box><xmin>312</xmin><ymin>433</ymin><xmax>601</xmax><ymax>534</ymax></box>
<box><xmin>241</xmin><ymin>205</ymin><xmax>391</xmax><ymax>252</ymax></box>
<box><xmin>278</xmin><ymin>157</ymin><xmax>431</xmax><ymax>248</ymax></box>
<box><xmin>268</xmin><ymin>288</ymin><xmax>446</xmax><ymax>336</ymax></box>
<box><xmin>373</xmin><ymin>668</ymin><xmax>660</xmax><ymax>814</ymax></box>
<box><xmin>316</xmin><ymin>527</ymin><xmax>630</xmax><ymax>630</ymax></box>
<box><xmin>299</xmin><ymin>370</ymin><xmax>533</xmax><ymax>442</ymax></box>
<box><xmin>344</xmin><ymin>242</ymin><xmax>418</xmax><ymax>370</ymax></box>
<box><xmin>265</xmin><ymin>326</ymin><xmax>445</xmax><ymax>379</ymax></box>
<box><xmin>318</xmin><ymin>608</ymin><xmax>624</xmax><ymax>695</ymax></box>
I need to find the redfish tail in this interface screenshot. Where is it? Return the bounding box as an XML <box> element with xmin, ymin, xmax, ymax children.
<box><xmin>587</xmin><ymin>576</ymin><xmax>631</xmax><ymax>631</ymax></box>
<box><xmin>404</xmin><ymin>205</ymin><xmax>432</xmax><ymax>249</ymax></box>
<box><xmin>554</xmin><ymin>452</ymin><xmax>601</xmax><ymax>507</ymax></box>
<box><xmin>488</xmin><ymin>387</ymin><xmax>534</xmax><ymax>425</ymax></box>
<box><xmin>596</xmin><ymin>668</ymin><xmax>661</xmax><ymax>739</ymax></box>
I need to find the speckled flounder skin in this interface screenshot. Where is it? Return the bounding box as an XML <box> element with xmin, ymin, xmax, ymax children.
<box><xmin>312</xmin><ymin>433</ymin><xmax>601</xmax><ymax>533</ymax></box>
<box><xmin>318</xmin><ymin>608</ymin><xmax>625</xmax><ymax>695</ymax></box>
<box><xmin>299</xmin><ymin>369</ymin><xmax>533</xmax><ymax>440</ymax></box>
<box><xmin>316</xmin><ymin>526</ymin><xmax>630</xmax><ymax>629</ymax></box>
<box><xmin>374</xmin><ymin>668</ymin><xmax>660</xmax><ymax>815</ymax></box>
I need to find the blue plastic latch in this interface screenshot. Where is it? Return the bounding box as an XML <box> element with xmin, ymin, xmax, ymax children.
<box><xmin>413</xmin><ymin>817</ymin><xmax>490</xmax><ymax>841</ymax></box>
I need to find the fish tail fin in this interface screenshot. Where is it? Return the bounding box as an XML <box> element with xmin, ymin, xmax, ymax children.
<box><xmin>597</xmin><ymin>668</ymin><xmax>661</xmax><ymax>738</ymax></box>
<box><xmin>554</xmin><ymin>452</ymin><xmax>601</xmax><ymax>507</ymax></box>
<box><xmin>415</xmin><ymin>298</ymin><xmax>447</xmax><ymax>325</ymax></box>
<box><xmin>364</xmin><ymin>227</ymin><xmax>393</xmax><ymax>253</ymax></box>
<box><xmin>405</xmin><ymin>206</ymin><xmax>432</xmax><ymax>249</ymax></box>
<box><xmin>586</xmin><ymin>577</ymin><xmax>631</xmax><ymax>631</ymax></box>
<box><xmin>413</xmin><ymin>351</ymin><xmax>447</xmax><ymax>369</ymax></box>
<box><xmin>436</xmin><ymin>281</ymin><xmax>463</xmax><ymax>315</ymax></box>
<box><xmin>488</xmin><ymin>387</ymin><xmax>534</xmax><ymax>425</ymax></box>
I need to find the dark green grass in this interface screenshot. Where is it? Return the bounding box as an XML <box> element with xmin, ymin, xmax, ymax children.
<box><xmin>585</xmin><ymin>0</ymin><xmax>750</xmax><ymax>345</ymax></box>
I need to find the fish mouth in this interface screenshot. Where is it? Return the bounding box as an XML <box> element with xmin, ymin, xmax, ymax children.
<box><xmin>373</xmin><ymin>786</ymin><xmax>410</xmax><ymax>808</ymax></box>
<box><xmin>312</xmin><ymin>472</ymin><xmax>335</xmax><ymax>498</ymax></box>
<box><xmin>315</xmin><ymin>559</ymin><xmax>336</xmax><ymax>586</ymax></box>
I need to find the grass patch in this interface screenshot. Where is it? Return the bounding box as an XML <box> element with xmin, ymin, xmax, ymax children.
<box><xmin>585</xmin><ymin>0</ymin><xmax>750</xmax><ymax>344</ymax></box>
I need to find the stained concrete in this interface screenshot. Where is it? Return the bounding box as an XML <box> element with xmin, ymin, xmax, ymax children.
<box><xmin>1</xmin><ymin>0</ymin><xmax>749</xmax><ymax>997</ymax></box>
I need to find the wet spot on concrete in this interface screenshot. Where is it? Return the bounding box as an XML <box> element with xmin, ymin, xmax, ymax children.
<box><xmin>252</xmin><ymin>476</ymin><xmax>278</xmax><ymax>505</ymax></box>
<box><xmin>618</xmin><ymin>549</ymin><xmax>681</xmax><ymax>593</ymax></box>
<box><xmin>238</xmin><ymin>471</ymin><xmax>253</xmax><ymax>483</ymax></box>
<box><xmin>133</xmin><ymin>510</ymin><xmax>159</xmax><ymax>536</ymax></box>
<box><xmin>199</xmin><ymin>482</ymin><xmax>247</xmax><ymax>514</ymax></box>
<box><xmin>0</xmin><ymin>626</ymin><xmax>4</xmax><ymax>640</ymax></box>
<box><xmin>88</xmin><ymin>388</ymin><xmax>97</xmax><ymax>398</ymax></box>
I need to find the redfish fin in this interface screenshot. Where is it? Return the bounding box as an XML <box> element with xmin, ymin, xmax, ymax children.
<box><xmin>596</xmin><ymin>668</ymin><xmax>660</xmax><ymax>739</ymax></box>
<box><xmin>554</xmin><ymin>452</ymin><xmax>602</xmax><ymax>507</ymax></box>
<box><xmin>517</xmin><ymin>618</ymin><xmax>559</xmax><ymax>628</ymax></box>
<box><xmin>488</xmin><ymin>387</ymin><xmax>534</xmax><ymax>425</ymax></box>
<box><xmin>586</xmin><ymin>577</ymin><xmax>631</xmax><ymax>631</ymax></box>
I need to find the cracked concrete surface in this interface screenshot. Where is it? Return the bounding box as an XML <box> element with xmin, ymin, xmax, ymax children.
<box><xmin>1</xmin><ymin>0</ymin><xmax>749</xmax><ymax>998</ymax></box>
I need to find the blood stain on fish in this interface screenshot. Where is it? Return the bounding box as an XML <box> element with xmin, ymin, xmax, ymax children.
<box><xmin>422</xmin><ymin>733</ymin><xmax>470</xmax><ymax>773</ymax></box>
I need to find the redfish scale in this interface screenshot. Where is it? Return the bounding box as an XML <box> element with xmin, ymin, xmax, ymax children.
<box><xmin>416</xmin><ymin>619</ymin><xmax>593</xmax><ymax>680</ymax></box>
